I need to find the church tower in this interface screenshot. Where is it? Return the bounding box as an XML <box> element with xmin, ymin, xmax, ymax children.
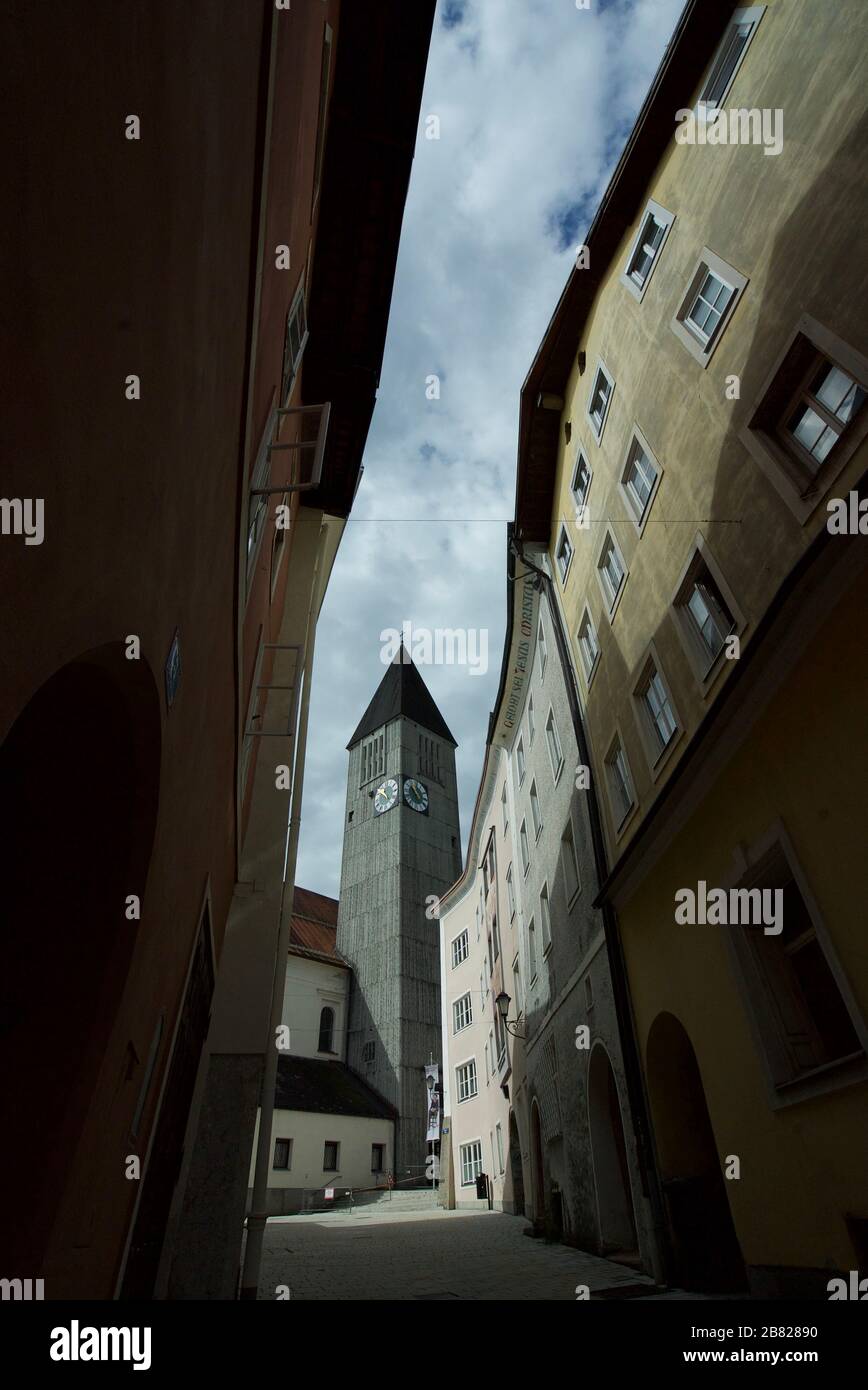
<box><xmin>337</xmin><ymin>649</ymin><xmax>461</xmax><ymax>1179</ymax></box>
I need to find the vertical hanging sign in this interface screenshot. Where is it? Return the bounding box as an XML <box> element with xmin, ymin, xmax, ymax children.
<box><xmin>425</xmin><ymin>1064</ymin><xmax>441</xmax><ymax>1142</ymax></box>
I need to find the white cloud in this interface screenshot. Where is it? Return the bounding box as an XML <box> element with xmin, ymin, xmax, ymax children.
<box><xmin>296</xmin><ymin>0</ymin><xmax>685</xmax><ymax>896</ymax></box>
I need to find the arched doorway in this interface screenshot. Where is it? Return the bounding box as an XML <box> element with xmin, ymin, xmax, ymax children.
<box><xmin>507</xmin><ymin>1110</ymin><xmax>525</xmax><ymax>1216</ymax></box>
<box><xmin>0</xmin><ymin>645</ymin><xmax>161</xmax><ymax>1276</ymax></box>
<box><xmin>587</xmin><ymin>1044</ymin><xmax>637</xmax><ymax>1256</ymax></box>
<box><xmin>530</xmin><ymin>1098</ymin><xmax>545</xmax><ymax>1226</ymax></box>
<box><xmin>646</xmin><ymin>1012</ymin><xmax>746</xmax><ymax>1292</ymax></box>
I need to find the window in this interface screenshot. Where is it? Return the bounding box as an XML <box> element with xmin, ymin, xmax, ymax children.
<box><xmin>480</xmin><ymin>971</ymin><xmax>485</xmax><ymax>1012</ymax></box>
<box><xmin>561</xmin><ymin>820</ymin><xmax>580</xmax><ymax>904</ymax></box>
<box><xmin>456</xmin><ymin>1059</ymin><xmax>478</xmax><ymax>1103</ymax></box>
<box><xmin>672</xmin><ymin>249</ymin><xmax>748</xmax><ymax>366</ymax></box>
<box><xmin>506</xmin><ymin>864</ymin><xmax>516</xmax><ymax>919</ymax></box>
<box><xmin>545</xmin><ymin>709</ymin><xmax>564</xmax><ymax>782</ymax></box>
<box><xmin>571</xmin><ymin>451</ymin><xmax>592</xmax><ymax>510</ymax></box>
<box><xmin>520</xmin><ymin>819</ymin><xmax>530</xmax><ymax>875</ymax></box>
<box><xmin>527</xmin><ymin>694</ymin><xmax>535</xmax><ymax>744</ymax></box>
<box><xmin>501</xmin><ymin>784</ymin><xmax>509</xmax><ymax>833</ymax></box>
<box><xmin>371</xmin><ymin>1143</ymin><xmax>386</xmax><ymax>1173</ymax></box>
<box><xmin>323</xmin><ymin>1141</ymin><xmax>339</xmax><ymax>1172</ymax></box>
<box><xmin>605</xmin><ymin>736</ymin><xmax>635</xmax><ymax>830</ymax></box>
<box><xmin>282</xmin><ymin>280</ymin><xmax>308</xmax><ymax>404</ymax></box>
<box><xmin>240</xmin><ymin>632</ymin><xmax>266</xmax><ymax>794</ymax></box>
<box><xmin>512</xmin><ymin>954</ymin><xmax>523</xmax><ymax>1017</ymax></box>
<box><xmin>597</xmin><ymin>530</ymin><xmax>627</xmax><ymax>615</ymax></box>
<box><xmin>246</xmin><ymin>411</ymin><xmax>276</xmax><ymax>590</ymax></box>
<box><xmin>484</xmin><ymin>1039</ymin><xmax>490</xmax><ymax>1084</ymax></box>
<box><xmin>453</xmin><ymin>992</ymin><xmax>473</xmax><ymax>1033</ymax></box>
<box><xmin>577</xmin><ymin>607</ymin><xmax>600</xmax><ymax>683</ymax></box>
<box><xmin>270</xmin><ymin>497</ymin><xmax>289</xmax><ymax>597</ymax></box>
<box><xmin>475</xmin><ymin>904</ymin><xmax>481</xmax><ymax>940</ymax></box>
<box><xmin>451</xmin><ymin>929</ymin><xmax>469</xmax><ymax>969</ymax></box>
<box><xmin>621</xmin><ymin>200</ymin><xmax>675</xmax><ymax>300</ymax></box>
<box><xmin>584</xmin><ymin>974</ymin><xmax>594</xmax><ymax>1010</ymax></box>
<box><xmin>528</xmin><ymin>916</ymin><xmax>538</xmax><ymax>983</ymax></box>
<box><xmin>784</xmin><ymin>361</ymin><xmax>865</xmax><ymax>470</ymax></box>
<box><xmin>530</xmin><ymin>781</ymin><xmax>542</xmax><ymax>839</ymax></box>
<box><xmin>538</xmin><ymin>619</ymin><xmax>548</xmax><ymax>678</ymax></box>
<box><xmin>587</xmin><ymin>361</ymin><xmax>614</xmax><ymax>441</ymax></box>
<box><xmin>697</xmin><ymin>7</ymin><xmax>765</xmax><ymax>114</ymax></box>
<box><xmin>495</xmin><ymin>1123</ymin><xmax>505</xmax><ymax>1175</ymax></box>
<box><xmin>317</xmin><ymin>1006</ymin><xmax>335</xmax><ymax>1053</ymax></box>
<box><xmin>311</xmin><ymin>24</ymin><xmax>334</xmax><ymax>208</ymax></box>
<box><xmin>556</xmin><ymin>526</ymin><xmax>573</xmax><ymax>585</ymax></box>
<box><xmin>360</xmin><ymin>732</ymin><xmax>385</xmax><ymax>786</ymax></box>
<box><xmin>635</xmin><ymin>660</ymin><xmax>678</xmax><ymax>761</ymax></box>
<box><xmin>273</xmin><ymin>1138</ymin><xmax>292</xmax><ymax>1170</ymax></box>
<box><xmin>539</xmin><ymin>883</ymin><xmax>552</xmax><ymax>952</ymax></box>
<box><xmin>673</xmin><ymin>544</ymin><xmax>740</xmax><ymax>679</ymax></box>
<box><xmin>460</xmin><ymin>1140</ymin><xmax>483</xmax><ymax>1187</ymax></box>
<box><xmin>363</xmin><ymin>1040</ymin><xmax>375</xmax><ymax>1066</ymax></box>
<box><xmin>731</xmin><ymin>845</ymin><xmax>863</xmax><ymax>1090</ymax></box>
<box><xmin>492</xmin><ymin>913</ymin><xmax>501</xmax><ymax>963</ymax></box>
<box><xmin>621</xmin><ymin>431</ymin><xmax>661</xmax><ymax>530</ymax></box>
<box><xmin>516</xmin><ymin>736</ymin><xmax>526</xmax><ymax>786</ymax></box>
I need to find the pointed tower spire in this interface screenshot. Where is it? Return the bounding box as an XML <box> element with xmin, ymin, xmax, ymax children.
<box><xmin>347</xmin><ymin>646</ymin><xmax>457</xmax><ymax>748</ymax></box>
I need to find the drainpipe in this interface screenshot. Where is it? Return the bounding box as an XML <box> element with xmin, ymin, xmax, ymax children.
<box><xmin>511</xmin><ymin>538</ymin><xmax>672</xmax><ymax>1282</ymax></box>
<box><xmin>238</xmin><ymin>528</ymin><xmax>324</xmax><ymax>1300</ymax></box>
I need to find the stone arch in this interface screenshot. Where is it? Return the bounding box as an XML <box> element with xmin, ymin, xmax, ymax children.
<box><xmin>506</xmin><ymin>1108</ymin><xmax>525</xmax><ymax>1217</ymax></box>
<box><xmin>0</xmin><ymin>643</ymin><xmax>162</xmax><ymax>1274</ymax></box>
<box><xmin>646</xmin><ymin>1011</ymin><xmax>746</xmax><ymax>1292</ymax></box>
<box><xmin>587</xmin><ymin>1041</ymin><xmax>637</xmax><ymax>1255</ymax></box>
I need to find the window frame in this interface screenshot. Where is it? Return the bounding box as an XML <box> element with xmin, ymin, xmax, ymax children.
<box><xmin>671</xmin><ymin>533</ymin><xmax>745</xmax><ymax>691</ymax></box>
<box><xmin>282</xmin><ymin>276</ymin><xmax>309</xmax><ymax>406</ymax></box>
<box><xmin>555</xmin><ymin>525</ymin><xmax>574</xmax><ymax>586</ymax></box>
<box><xmin>695</xmin><ymin>6</ymin><xmax>766</xmax><ymax>118</ymax></box>
<box><xmin>671</xmin><ymin>248</ymin><xmax>748</xmax><ymax>367</ymax></box>
<box><xmin>620</xmin><ymin>199</ymin><xmax>675</xmax><ymax>302</ymax></box>
<box><xmin>739</xmin><ymin>315</ymin><xmax>868</xmax><ymax>523</ymax></box>
<box><xmin>529</xmin><ymin>780</ymin><xmax>542</xmax><ymax>841</ymax></box>
<box><xmin>452</xmin><ymin>991</ymin><xmax>473</xmax><ymax>1034</ymax></box>
<box><xmin>570</xmin><ymin>449</ymin><xmax>593</xmax><ymax>511</ymax></box>
<box><xmin>576</xmin><ymin>603</ymin><xmax>601</xmax><ymax>686</ymax></box>
<box><xmin>455</xmin><ymin>1057</ymin><xmax>479</xmax><ymax>1104</ymax></box>
<box><xmin>545</xmin><ymin>706</ymin><xmax>565</xmax><ymax>784</ymax></box>
<box><xmin>515</xmin><ymin>735</ymin><xmax>526</xmax><ymax>787</ymax></box>
<box><xmin>323</xmin><ymin>1140</ymin><xmax>340</xmax><ymax>1173</ymax></box>
<box><xmin>619</xmin><ymin>426</ymin><xmax>662</xmax><ymax>534</ymax></box>
<box><xmin>519</xmin><ymin>819</ymin><xmax>530</xmax><ymax>877</ymax></box>
<box><xmin>561</xmin><ymin>818</ymin><xmax>581</xmax><ymax>906</ymax></box>
<box><xmin>451</xmin><ymin>928</ymin><xmax>470</xmax><ymax>970</ymax></box>
<box><xmin>537</xmin><ymin>618</ymin><xmax>548</xmax><ymax>678</ymax></box>
<box><xmin>273</xmin><ymin>1137</ymin><xmax>292</xmax><ymax>1171</ymax></box>
<box><xmin>604</xmin><ymin>731</ymin><xmax>637</xmax><ymax>838</ymax></box>
<box><xmin>586</xmin><ymin>359</ymin><xmax>615</xmax><ymax>443</ymax></box>
<box><xmin>596</xmin><ymin>528</ymin><xmax>629</xmax><ymax>620</ymax></box>
<box><xmin>632</xmin><ymin>649</ymin><xmax>682</xmax><ymax>778</ymax></box>
<box><xmin>459</xmin><ymin>1139</ymin><xmax>484</xmax><ymax>1187</ymax></box>
<box><xmin>371</xmin><ymin>1142</ymin><xmax>386</xmax><ymax>1174</ymax></box>
<box><xmin>539</xmin><ymin>882</ymin><xmax>552</xmax><ymax>955</ymax></box>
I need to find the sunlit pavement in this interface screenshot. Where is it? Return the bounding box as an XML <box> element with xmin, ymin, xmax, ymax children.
<box><xmin>256</xmin><ymin>1207</ymin><xmax>711</xmax><ymax>1300</ymax></box>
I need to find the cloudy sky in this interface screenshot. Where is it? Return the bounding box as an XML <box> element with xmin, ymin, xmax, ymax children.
<box><xmin>296</xmin><ymin>0</ymin><xmax>685</xmax><ymax>897</ymax></box>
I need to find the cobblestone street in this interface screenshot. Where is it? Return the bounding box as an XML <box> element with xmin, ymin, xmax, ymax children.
<box><xmin>257</xmin><ymin>1207</ymin><xmax>701</xmax><ymax>1301</ymax></box>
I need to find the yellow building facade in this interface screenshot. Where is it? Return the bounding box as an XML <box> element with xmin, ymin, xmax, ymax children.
<box><xmin>515</xmin><ymin>0</ymin><xmax>868</xmax><ymax>1294</ymax></box>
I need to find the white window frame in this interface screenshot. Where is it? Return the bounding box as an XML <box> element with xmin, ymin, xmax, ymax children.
<box><xmin>740</xmin><ymin>315</ymin><xmax>868</xmax><ymax>524</ymax></box>
<box><xmin>282</xmin><ymin>276</ymin><xmax>309</xmax><ymax>405</ymax></box>
<box><xmin>671</xmin><ymin>247</ymin><xmax>748</xmax><ymax>367</ymax></box>
<box><xmin>452</xmin><ymin>991</ymin><xmax>473</xmax><ymax>1034</ymax></box>
<box><xmin>576</xmin><ymin>604</ymin><xmax>601</xmax><ymax>686</ymax></box>
<box><xmin>545</xmin><ymin>707</ymin><xmax>564</xmax><ymax>784</ymax></box>
<box><xmin>555</xmin><ymin>525</ymin><xmax>574</xmax><ymax>586</ymax></box>
<box><xmin>671</xmin><ymin>533</ymin><xmax>745</xmax><ymax>690</ymax></box>
<box><xmin>527</xmin><ymin>693</ymin><xmax>535</xmax><ymax>745</ymax></box>
<box><xmin>571</xmin><ymin>449</ymin><xmax>593</xmax><ymax>511</ymax></box>
<box><xmin>455</xmin><ymin>1057</ymin><xmax>478</xmax><ymax>1104</ymax></box>
<box><xmin>604</xmin><ymin>732</ymin><xmax>637</xmax><ymax>836</ymax></box>
<box><xmin>695</xmin><ymin>7</ymin><xmax>766</xmax><ymax>118</ymax></box>
<box><xmin>620</xmin><ymin>199</ymin><xmax>675</xmax><ymax>302</ymax></box>
<box><xmin>527</xmin><ymin>916</ymin><xmax>538</xmax><ymax>986</ymax></box>
<box><xmin>632</xmin><ymin>650</ymin><xmax>681</xmax><ymax>776</ymax></box>
<box><xmin>619</xmin><ymin>426</ymin><xmax>662</xmax><ymax>534</ymax></box>
<box><xmin>451</xmin><ymin>928</ymin><xmax>469</xmax><ymax>970</ymax></box>
<box><xmin>516</xmin><ymin>735</ymin><xmax>526</xmax><ymax>787</ymax></box>
<box><xmin>520</xmin><ymin>819</ymin><xmax>530</xmax><ymax>877</ymax></box>
<box><xmin>501</xmin><ymin>783</ymin><xmax>509</xmax><ymax>833</ymax></box>
<box><xmin>587</xmin><ymin>359</ymin><xmax>615</xmax><ymax>442</ymax></box>
<box><xmin>537</xmin><ymin>618</ymin><xmax>548</xmax><ymax>678</ymax></box>
<box><xmin>506</xmin><ymin>864</ymin><xmax>516</xmax><ymax>920</ymax></box>
<box><xmin>596</xmin><ymin>528</ymin><xmax>628</xmax><ymax>619</ymax></box>
<box><xmin>530</xmin><ymin>781</ymin><xmax>542</xmax><ymax>840</ymax></box>
<box><xmin>459</xmin><ymin>1139</ymin><xmax>484</xmax><ymax>1187</ymax></box>
<box><xmin>539</xmin><ymin>882</ymin><xmax>552</xmax><ymax>954</ymax></box>
<box><xmin>561</xmin><ymin>818</ymin><xmax>581</xmax><ymax>906</ymax></box>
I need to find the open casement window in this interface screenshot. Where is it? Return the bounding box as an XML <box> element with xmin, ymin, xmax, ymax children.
<box><xmin>674</xmin><ymin>551</ymin><xmax>737</xmax><ymax>678</ymax></box>
<box><xmin>733</xmin><ymin>852</ymin><xmax>863</xmax><ymax>1088</ymax></box>
<box><xmin>620</xmin><ymin>431</ymin><xmax>661</xmax><ymax>531</ymax></box>
<box><xmin>282</xmin><ymin>280</ymin><xmax>308</xmax><ymax>405</ymax></box>
<box><xmin>697</xmin><ymin>7</ymin><xmax>765</xmax><ymax>115</ymax></box>
<box><xmin>597</xmin><ymin>530</ymin><xmax>627</xmax><ymax>616</ymax></box>
<box><xmin>621</xmin><ymin>200</ymin><xmax>675</xmax><ymax>301</ymax></box>
<box><xmin>634</xmin><ymin>659</ymin><xmax>679</xmax><ymax>768</ymax></box>
<box><xmin>604</xmin><ymin>736</ymin><xmax>635</xmax><ymax>831</ymax></box>
<box><xmin>577</xmin><ymin>608</ymin><xmax>600</xmax><ymax>683</ymax></box>
<box><xmin>587</xmin><ymin>362</ymin><xmax>614</xmax><ymax>441</ymax></box>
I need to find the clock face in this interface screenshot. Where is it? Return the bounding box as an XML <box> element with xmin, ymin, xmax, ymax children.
<box><xmin>374</xmin><ymin>778</ymin><xmax>399</xmax><ymax>815</ymax></box>
<box><xmin>403</xmin><ymin>777</ymin><xmax>429</xmax><ymax>814</ymax></box>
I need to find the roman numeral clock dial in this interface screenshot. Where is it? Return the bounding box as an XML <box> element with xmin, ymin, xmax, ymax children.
<box><xmin>373</xmin><ymin>778</ymin><xmax>398</xmax><ymax>815</ymax></box>
<box><xmin>403</xmin><ymin>777</ymin><xmax>429</xmax><ymax>814</ymax></box>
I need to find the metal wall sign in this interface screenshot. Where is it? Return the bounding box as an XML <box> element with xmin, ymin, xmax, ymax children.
<box><xmin>164</xmin><ymin>628</ymin><xmax>181</xmax><ymax>709</ymax></box>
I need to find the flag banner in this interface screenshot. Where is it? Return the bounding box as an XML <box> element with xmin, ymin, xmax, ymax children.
<box><xmin>425</xmin><ymin>1063</ymin><xmax>441</xmax><ymax>1142</ymax></box>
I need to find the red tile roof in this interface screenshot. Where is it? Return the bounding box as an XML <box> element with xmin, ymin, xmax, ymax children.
<box><xmin>289</xmin><ymin>886</ymin><xmax>342</xmax><ymax>962</ymax></box>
